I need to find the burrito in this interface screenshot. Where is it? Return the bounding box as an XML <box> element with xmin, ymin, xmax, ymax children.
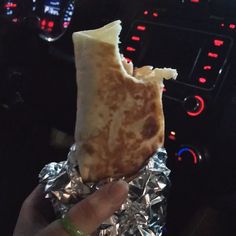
<box><xmin>72</xmin><ymin>20</ymin><xmax>177</xmax><ymax>182</ymax></box>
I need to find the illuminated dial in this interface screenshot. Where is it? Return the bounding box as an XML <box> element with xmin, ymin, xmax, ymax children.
<box><xmin>177</xmin><ymin>147</ymin><xmax>199</xmax><ymax>165</ymax></box>
<box><xmin>183</xmin><ymin>95</ymin><xmax>205</xmax><ymax>117</ymax></box>
<box><xmin>176</xmin><ymin>146</ymin><xmax>204</xmax><ymax>167</ymax></box>
<box><xmin>38</xmin><ymin>0</ymin><xmax>75</xmax><ymax>42</ymax></box>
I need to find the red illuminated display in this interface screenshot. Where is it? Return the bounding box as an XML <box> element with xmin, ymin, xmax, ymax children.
<box><xmin>198</xmin><ymin>77</ymin><xmax>207</xmax><ymax>84</ymax></box>
<box><xmin>190</xmin><ymin>0</ymin><xmax>200</xmax><ymax>3</ymax></box>
<box><xmin>214</xmin><ymin>39</ymin><xmax>224</xmax><ymax>47</ymax></box>
<box><xmin>131</xmin><ymin>36</ymin><xmax>140</xmax><ymax>41</ymax></box>
<box><xmin>48</xmin><ymin>21</ymin><xmax>54</xmax><ymax>28</ymax></box>
<box><xmin>203</xmin><ymin>65</ymin><xmax>212</xmax><ymax>70</ymax></box>
<box><xmin>40</xmin><ymin>19</ymin><xmax>55</xmax><ymax>30</ymax></box>
<box><xmin>4</xmin><ymin>3</ymin><xmax>17</xmax><ymax>8</ymax></box>
<box><xmin>208</xmin><ymin>52</ymin><xmax>219</xmax><ymax>58</ymax></box>
<box><xmin>137</xmin><ymin>25</ymin><xmax>146</xmax><ymax>31</ymax></box>
<box><xmin>126</xmin><ymin>47</ymin><xmax>136</xmax><ymax>52</ymax></box>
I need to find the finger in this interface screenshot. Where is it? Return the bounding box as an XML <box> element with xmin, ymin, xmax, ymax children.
<box><xmin>13</xmin><ymin>185</ymin><xmax>54</xmax><ymax>236</ymax></box>
<box><xmin>41</xmin><ymin>180</ymin><xmax>129</xmax><ymax>235</ymax></box>
<box><xmin>22</xmin><ymin>185</ymin><xmax>46</xmax><ymax>209</ymax></box>
<box><xmin>22</xmin><ymin>185</ymin><xmax>55</xmax><ymax>222</ymax></box>
<box><xmin>68</xmin><ymin>180</ymin><xmax>129</xmax><ymax>233</ymax></box>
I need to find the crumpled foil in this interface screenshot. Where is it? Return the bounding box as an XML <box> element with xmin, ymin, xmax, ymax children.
<box><xmin>39</xmin><ymin>145</ymin><xmax>171</xmax><ymax>236</ymax></box>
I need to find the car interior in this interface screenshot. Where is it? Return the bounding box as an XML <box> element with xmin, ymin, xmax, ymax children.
<box><xmin>1</xmin><ymin>0</ymin><xmax>236</xmax><ymax>235</ymax></box>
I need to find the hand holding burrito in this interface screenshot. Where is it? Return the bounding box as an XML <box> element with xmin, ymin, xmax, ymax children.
<box><xmin>39</xmin><ymin>20</ymin><xmax>176</xmax><ymax>236</ymax></box>
<box><xmin>13</xmin><ymin>182</ymin><xmax>128</xmax><ymax>236</ymax></box>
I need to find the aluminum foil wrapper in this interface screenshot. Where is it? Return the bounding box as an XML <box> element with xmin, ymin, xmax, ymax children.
<box><xmin>39</xmin><ymin>145</ymin><xmax>171</xmax><ymax>236</ymax></box>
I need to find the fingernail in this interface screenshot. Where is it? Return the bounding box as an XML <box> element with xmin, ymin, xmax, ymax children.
<box><xmin>107</xmin><ymin>180</ymin><xmax>129</xmax><ymax>206</ymax></box>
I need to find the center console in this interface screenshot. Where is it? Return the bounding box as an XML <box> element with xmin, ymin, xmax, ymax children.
<box><xmin>121</xmin><ymin>0</ymin><xmax>236</xmax><ymax>173</ymax></box>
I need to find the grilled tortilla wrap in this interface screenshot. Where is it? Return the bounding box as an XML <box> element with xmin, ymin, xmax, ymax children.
<box><xmin>72</xmin><ymin>20</ymin><xmax>177</xmax><ymax>182</ymax></box>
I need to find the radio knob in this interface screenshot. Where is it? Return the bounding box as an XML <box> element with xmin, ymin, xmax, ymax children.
<box><xmin>176</xmin><ymin>146</ymin><xmax>203</xmax><ymax>166</ymax></box>
<box><xmin>183</xmin><ymin>95</ymin><xmax>205</xmax><ymax>117</ymax></box>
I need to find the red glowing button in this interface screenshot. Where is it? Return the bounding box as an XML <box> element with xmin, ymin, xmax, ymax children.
<box><xmin>126</xmin><ymin>47</ymin><xmax>136</xmax><ymax>52</ymax></box>
<box><xmin>198</xmin><ymin>77</ymin><xmax>207</xmax><ymax>84</ymax></box>
<box><xmin>203</xmin><ymin>65</ymin><xmax>212</xmax><ymax>70</ymax></box>
<box><xmin>220</xmin><ymin>23</ymin><xmax>225</xmax><ymax>28</ymax></box>
<box><xmin>168</xmin><ymin>131</ymin><xmax>176</xmax><ymax>141</ymax></box>
<box><xmin>144</xmin><ymin>10</ymin><xmax>149</xmax><ymax>15</ymax></box>
<box><xmin>190</xmin><ymin>0</ymin><xmax>200</xmax><ymax>3</ymax></box>
<box><xmin>214</xmin><ymin>39</ymin><xmax>224</xmax><ymax>47</ymax></box>
<box><xmin>229</xmin><ymin>24</ymin><xmax>236</xmax><ymax>29</ymax></box>
<box><xmin>152</xmin><ymin>12</ymin><xmax>158</xmax><ymax>17</ymax></box>
<box><xmin>208</xmin><ymin>52</ymin><xmax>219</xmax><ymax>58</ymax></box>
<box><xmin>131</xmin><ymin>36</ymin><xmax>140</xmax><ymax>41</ymax></box>
<box><xmin>137</xmin><ymin>25</ymin><xmax>146</xmax><ymax>31</ymax></box>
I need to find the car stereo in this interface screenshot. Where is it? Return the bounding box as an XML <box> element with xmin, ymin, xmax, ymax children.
<box><xmin>123</xmin><ymin>21</ymin><xmax>233</xmax><ymax>91</ymax></box>
<box><xmin>121</xmin><ymin>16</ymin><xmax>234</xmax><ymax>171</ymax></box>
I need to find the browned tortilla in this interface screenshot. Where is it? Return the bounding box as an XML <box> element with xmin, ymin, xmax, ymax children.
<box><xmin>72</xmin><ymin>21</ymin><xmax>177</xmax><ymax>182</ymax></box>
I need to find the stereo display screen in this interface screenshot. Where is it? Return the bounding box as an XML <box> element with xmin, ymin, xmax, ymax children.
<box><xmin>136</xmin><ymin>24</ymin><xmax>210</xmax><ymax>82</ymax></box>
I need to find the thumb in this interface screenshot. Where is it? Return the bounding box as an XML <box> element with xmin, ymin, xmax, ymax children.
<box><xmin>41</xmin><ymin>180</ymin><xmax>129</xmax><ymax>235</ymax></box>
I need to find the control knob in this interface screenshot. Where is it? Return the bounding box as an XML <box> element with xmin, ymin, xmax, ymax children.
<box><xmin>176</xmin><ymin>146</ymin><xmax>203</xmax><ymax>166</ymax></box>
<box><xmin>183</xmin><ymin>95</ymin><xmax>205</xmax><ymax>116</ymax></box>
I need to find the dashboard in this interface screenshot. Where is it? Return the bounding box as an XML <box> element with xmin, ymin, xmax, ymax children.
<box><xmin>1</xmin><ymin>0</ymin><xmax>75</xmax><ymax>41</ymax></box>
<box><xmin>1</xmin><ymin>0</ymin><xmax>236</xmax><ymax>235</ymax></box>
